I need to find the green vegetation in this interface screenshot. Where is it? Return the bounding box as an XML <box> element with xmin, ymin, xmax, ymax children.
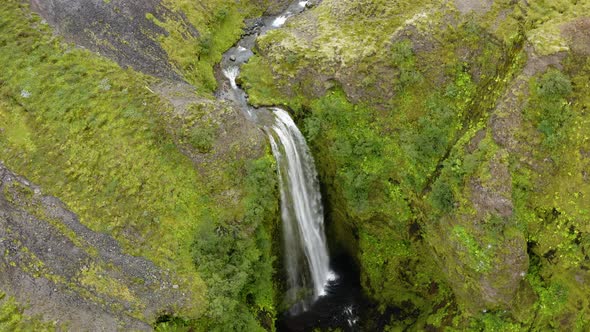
<box><xmin>148</xmin><ymin>0</ymin><xmax>270</xmax><ymax>92</ymax></box>
<box><xmin>3</xmin><ymin>0</ymin><xmax>590</xmax><ymax>329</ymax></box>
<box><xmin>191</xmin><ymin>155</ymin><xmax>279</xmax><ymax>331</ymax></box>
<box><xmin>170</xmin><ymin>103</ymin><xmax>220</xmax><ymax>153</ymax></box>
<box><xmin>0</xmin><ymin>292</ymin><xmax>56</xmax><ymax>331</ymax></box>
<box><xmin>240</xmin><ymin>0</ymin><xmax>590</xmax><ymax>329</ymax></box>
<box><xmin>525</xmin><ymin>69</ymin><xmax>573</xmax><ymax>148</ymax></box>
<box><xmin>0</xmin><ymin>3</ymin><xmax>209</xmax><ymax>314</ymax></box>
<box><xmin>0</xmin><ymin>1</ymin><xmax>280</xmax><ymax>329</ymax></box>
<box><xmin>525</xmin><ymin>0</ymin><xmax>590</xmax><ymax>55</ymax></box>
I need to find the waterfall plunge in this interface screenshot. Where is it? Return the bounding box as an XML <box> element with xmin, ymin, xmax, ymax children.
<box><xmin>221</xmin><ymin>45</ymin><xmax>333</xmax><ymax>312</ymax></box>
<box><xmin>267</xmin><ymin>108</ymin><xmax>333</xmax><ymax>311</ymax></box>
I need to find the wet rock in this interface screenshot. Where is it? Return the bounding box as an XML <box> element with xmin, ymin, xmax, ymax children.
<box><xmin>306</xmin><ymin>0</ymin><xmax>322</xmax><ymax>8</ymax></box>
<box><xmin>244</xmin><ymin>18</ymin><xmax>264</xmax><ymax>36</ymax></box>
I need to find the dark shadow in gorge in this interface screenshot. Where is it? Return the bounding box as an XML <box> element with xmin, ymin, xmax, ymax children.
<box><xmin>276</xmin><ymin>181</ymin><xmax>370</xmax><ymax>331</ymax></box>
<box><xmin>276</xmin><ymin>251</ymin><xmax>368</xmax><ymax>332</ymax></box>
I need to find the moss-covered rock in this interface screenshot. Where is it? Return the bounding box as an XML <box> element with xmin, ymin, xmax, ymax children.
<box><xmin>240</xmin><ymin>0</ymin><xmax>590</xmax><ymax>329</ymax></box>
<box><xmin>1</xmin><ymin>0</ymin><xmax>283</xmax><ymax>330</ymax></box>
<box><xmin>1</xmin><ymin>162</ymin><xmax>193</xmax><ymax>330</ymax></box>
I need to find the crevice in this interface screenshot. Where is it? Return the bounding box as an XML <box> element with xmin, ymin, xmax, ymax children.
<box><xmin>420</xmin><ymin>31</ymin><xmax>526</xmax><ymax>197</ymax></box>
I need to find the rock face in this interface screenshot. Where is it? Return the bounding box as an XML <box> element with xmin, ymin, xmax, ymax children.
<box><xmin>31</xmin><ymin>0</ymin><xmax>184</xmax><ymax>81</ymax></box>
<box><xmin>6</xmin><ymin>0</ymin><xmax>590</xmax><ymax>329</ymax></box>
<box><xmin>0</xmin><ymin>163</ymin><xmax>188</xmax><ymax>330</ymax></box>
<box><xmin>240</xmin><ymin>0</ymin><xmax>590</xmax><ymax>329</ymax></box>
<box><xmin>1</xmin><ymin>0</ymin><xmax>278</xmax><ymax>330</ymax></box>
<box><xmin>29</xmin><ymin>0</ymin><xmax>293</xmax><ymax>86</ymax></box>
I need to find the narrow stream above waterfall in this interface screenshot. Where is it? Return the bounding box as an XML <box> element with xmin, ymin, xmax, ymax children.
<box><xmin>215</xmin><ymin>1</ymin><xmax>366</xmax><ymax>331</ymax></box>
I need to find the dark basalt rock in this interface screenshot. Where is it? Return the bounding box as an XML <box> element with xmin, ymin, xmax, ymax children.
<box><xmin>30</xmin><ymin>0</ymin><xmax>187</xmax><ymax>81</ymax></box>
<box><xmin>244</xmin><ymin>17</ymin><xmax>265</xmax><ymax>36</ymax></box>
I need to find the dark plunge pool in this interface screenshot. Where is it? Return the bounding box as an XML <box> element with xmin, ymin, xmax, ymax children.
<box><xmin>277</xmin><ymin>253</ymin><xmax>368</xmax><ymax>332</ymax></box>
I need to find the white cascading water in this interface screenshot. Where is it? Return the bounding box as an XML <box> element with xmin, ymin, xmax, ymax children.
<box><xmin>272</xmin><ymin>15</ymin><xmax>289</xmax><ymax>27</ymax></box>
<box><xmin>267</xmin><ymin>107</ymin><xmax>333</xmax><ymax>309</ymax></box>
<box><xmin>220</xmin><ymin>5</ymin><xmax>335</xmax><ymax>312</ymax></box>
<box><xmin>223</xmin><ymin>66</ymin><xmax>239</xmax><ymax>90</ymax></box>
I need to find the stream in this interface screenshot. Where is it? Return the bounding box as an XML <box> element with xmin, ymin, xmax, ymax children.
<box><xmin>215</xmin><ymin>1</ymin><xmax>366</xmax><ymax>331</ymax></box>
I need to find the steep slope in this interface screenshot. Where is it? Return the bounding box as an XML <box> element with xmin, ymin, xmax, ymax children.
<box><xmin>1</xmin><ymin>163</ymin><xmax>190</xmax><ymax>330</ymax></box>
<box><xmin>0</xmin><ymin>0</ymin><xmax>283</xmax><ymax>330</ymax></box>
<box><xmin>240</xmin><ymin>0</ymin><xmax>590</xmax><ymax>329</ymax></box>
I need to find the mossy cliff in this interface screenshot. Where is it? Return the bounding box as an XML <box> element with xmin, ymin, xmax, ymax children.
<box><xmin>0</xmin><ymin>0</ymin><xmax>287</xmax><ymax>330</ymax></box>
<box><xmin>240</xmin><ymin>0</ymin><xmax>590</xmax><ymax>329</ymax></box>
<box><xmin>3</xmin><ymin>0</ymin><xmax>590</xmax><ymax>330</ymax></box>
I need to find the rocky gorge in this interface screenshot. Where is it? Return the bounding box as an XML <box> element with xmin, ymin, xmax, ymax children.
<box><xmin>1</xmin><ymin>0</ymin><xmax>590</xmax><ymax>331</ymax></box>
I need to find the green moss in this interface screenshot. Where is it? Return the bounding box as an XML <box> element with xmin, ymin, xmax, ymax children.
<box><xmin>524</xmin><ymin>0</ymin><xmax>590</xmax><ymax>55</ymax></box>
<box><xmin>3</xmin><ymin>233</ymin><xmax>66</xmax><ymax>286</ymax></box>
<box><xmin>504</xmin><ymin>54</ymin><xmax>590</xmax><ymax>331</ymax></box>
<box><xmin>151</xmin><ymin>0</ymin><xmax>269</xmax><ymax>92</ymax></box>
<box><xmin>165</xmin><ymin>101</ymin><xmax>222</xmax><ymax>153</ymax></box>
<box><xmin>78</xmin><ymin>263</ymin><xmax>138</xmax><ymax>306</ymax></box>
<box><xmin>192</xmin><ymin>153</ymin><xmax>279</xmax><ymax>331</ymax></box>
<box><xmin>0</xmin><ymin>0</ymin><xmax>209</xmax><ymax>317</ymax></box>
<box><xmin>451</xmin><ymin>226</ymin><xmax>492</xmax><ymax>273</ymax></box>
<box><xmin>2</xmin><ymin>181</ymin><xmax>35</xmax><ymax>206</ymax></box>
<box><xmin>0</xmin><ymin>292</ymin><xmax>57</xmax><ymax>331</ymax></box>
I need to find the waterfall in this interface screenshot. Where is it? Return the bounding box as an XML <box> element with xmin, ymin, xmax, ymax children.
<box><xmin>272</xmin><ymin>15</ymin><xmax>289</xmax><ymax>27</ymax></box>
<box><xmin>218</xmin><ymin>2</ymin><xmax>335</xmax><ymax>312</ymax></box>
<box><xmin>222</xmin><ymin>66</ymin><xmax>239</xmax><ymax>90</ymax></box>
<box><xmin>267</xmin><ymin>107</ymin><xmax>333</xmax><ymax>310</ymax></box>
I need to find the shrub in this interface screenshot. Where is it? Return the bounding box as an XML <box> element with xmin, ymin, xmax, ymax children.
<box><xmin>529</xmin><ymin>69</ymin><xmax>573</xmax><ymax>148</ymax></box>
<box><xmin>192</xmin><ymin>156</ymin><xmax>278</xmax><ymax>331</ymax></box>
<box><xmin>189</xmin><ymin>126</ymin><xmax>216</xmax><ymax>153</ymax></box>
<box><xmin>430</xmin><ymin>179</ymin><xmax>455</xmax><ymax>213</ymax></box>
<box><xmin>537</xmin><ymin>69</ymin><xmax>572</xmax><ymax>99</ymax></box>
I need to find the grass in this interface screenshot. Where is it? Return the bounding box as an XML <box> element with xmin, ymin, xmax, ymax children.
<box><xmin>150</xmin><ymin>0</ymin><xmax>270</xmax><ymax>92</ymax></box>
<box><xmin>0</xmin><ymin>1</ymin><xmax>211</xmax><ymax>317</ymax></box>
<box><xmin>0</xmin><ymin>292</ymin><xmax>56</xmax><ymax>331</ymax></box>
<box><xmin>238</xmin><ymin>0</ymin><xmax>590</xmax><ymax>329</ymax></box>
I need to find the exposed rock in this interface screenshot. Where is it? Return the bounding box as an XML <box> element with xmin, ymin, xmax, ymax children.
<box><xmin>490</xmin><ymin>78</ymin><xmax>527</xmax><ymax>153</ymax></box>
<box><xmin>0</xmin><ymin>162</ymin><xmax>191</xmax><ymax>330</ymax></box>
<box><xmin>478</xmin><ymin>233</ymin><xmax>529</xmax><ymax>307</ymax></box>
<box><xmin>454</xmin><ymin>0</ymin><xmax>493</xmax><ymax>15</ymax></box>
<box><xmin>263</xmin><ymin>0</ymin><xmax>292</xmax><ymax>16</ymax></box>
<box><xmin>470</xmin><ymin>180</ymin><xmax>513</xmax><ymax>219</ymax></box>
<box><xmin>244</xmin><ymin>17</ymin><xmax>264</xmax><ymax>36</ymax></box>
<box><xmin>30</xmin><ymin>0</ymin><xmax>186</xmax><ymax>81</ymax></box>
<box><xmin>561</xmin><ymin>17</ymin><xmax>590</xmax><ymax>56</ymax></box>
<box><xmin>523</xmin><ymin>45</ymin><xmax>566</xmax><ymax>77</ymax></box>
<box><xmin>466</xmin><ymin>129</ymin><xmax>486</xmax><ymax>153</ymax></box>
<box><xmin>151</xmin><ymin>80</ymin><xmax>266</xmax><ymax>172</ymax></box>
